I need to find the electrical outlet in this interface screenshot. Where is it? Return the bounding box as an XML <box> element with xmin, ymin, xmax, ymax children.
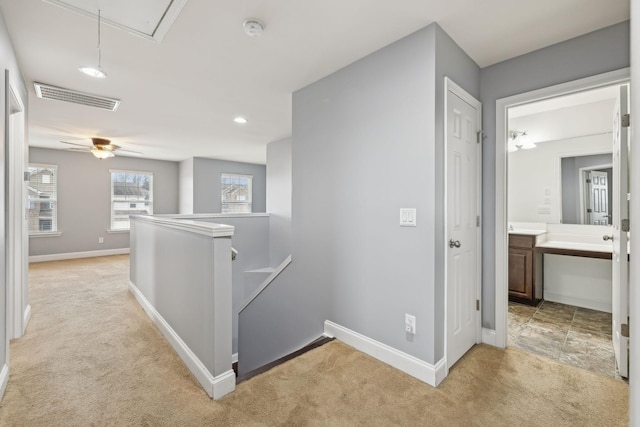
<box><xmin>405</xmin><ymin>314</ymin><xmax>416</xmax><ymax>334</ymax></box>
<box><xmin>98</xmin><ymin>237</ymin><xmax>104</xmax><ymax>244</ymax></box>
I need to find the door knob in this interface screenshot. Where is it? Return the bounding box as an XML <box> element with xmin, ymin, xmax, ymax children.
<box><xmin>449</xmin><ymin>239</ymin><xmax>461</xmax><ymax>248</ymax></box>
<box><xmin>603</xmin><ymin>235</ymin><xmax>614</xmax><ymax>241</ymax></box>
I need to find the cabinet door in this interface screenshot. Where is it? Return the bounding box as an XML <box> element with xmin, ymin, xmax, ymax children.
<box><xmin>508</xmin><ymin>248</ymin><xmax>532</xmax><ymax>299</ymax></box>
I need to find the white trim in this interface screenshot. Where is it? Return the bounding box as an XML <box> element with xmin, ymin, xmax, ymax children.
<box><xmin>129</xmin><ymin>281</ymin><xmax>235</xmax><ymax>399</ymax></box>
<box><xmin>238</xmin><ymin>255</ymin><xmax>292</xmax><ymax>313</ymax></box>
<box><xmin>29</xmin><ymin>248</ymin><xmax>130</xmax><ymax>263</ymax></box>
<box><xmin>494</xmin><ymin>68</ymin><xmax>630</xmax><ymax>349</ymax></box>
<box><xmin>481</xmin><ymin>328</ymin><xmax>497</xmax><ymax>346</ymax></box>
<box><xmin>324</xmin><ymin>320</ymin><xmax>447</xmax><ymax>387</ymax></box>
<box><xmin>0</xmin><ymin>364</ymin><xmax>8</xmax><ymax>401</ymax></box>
<box><xmin>22</xmin><ymin>304</ymin><xmax>31</xmax><ymax>335</ymax></box>
<box><xmin>130</xmin><ymin>215</ymin><xmax>234</xmax><ymax>238</ymax></box>
<box><xmin>29</xmin><ymin>231</ymin><xmax>62</xmax><ymax>238</ymax></box>
<box><xmin>444</xmin><ymin>77</ymin><xmax>483</xmax><ymax>370</ymax></box>
<box><xmin>158</xmin><ymin>213</ymin><xmax>270</xmax><ymax>219</ymax></box>
<box><xmin>232</xmin><ymin>353</ymin><xmax>238</xmax><ymax>364</ymax></box>
<box><xmin>106</xmin><ymin>229</ymin><xmax>130</xmax><ymax>234</ymax></box>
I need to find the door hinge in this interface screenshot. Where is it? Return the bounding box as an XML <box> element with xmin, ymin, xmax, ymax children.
<box><xmin>476</xmin><ymin>299</ymin><xmax>480</xmax><ymax>311</ymax></box>
<box><xmin>586</xmin><ymin>178</ymin><xmax>591</xmax><ymax>183</ymax></box>
<box><xmin>622</xmin><ymin>113</ymin><xmax>630</xmax><ymax>128</ymax></box>
<box><xmin>621</xmin><ymin>323</ymin><xmax>629</xmax><ymax>338</ymax></box>
<box><xmin>476</xmin><ymin>216</ymin><xmax>480</xmax><ymax>227</ymax></box>
<box><xmin>622</xmin><ymin>219</ymin><xmax>630</xmax><ymax>232</ymax></box>
<box><xmin>476</xmin><ymin>130</ymin><xmax>483</xmax><ymax>144</ymax></box>
<box><xmin>23</xmin><ymin>171</ymin><xmax>30</xmax><ymax>181</ymax></box>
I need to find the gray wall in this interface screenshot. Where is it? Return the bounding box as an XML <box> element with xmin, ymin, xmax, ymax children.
<box><xmin>29</xmin><ymin>148</ymin><xmax>179</xmax><ymax>256</ymax></box>
<box><xmin>480</xmin><ymin>21</ymin><xmax>630</xmax><ymax>328</ymax></box>
<box><xmin>179</xmin><ymin>158</ymin><xmax>194</xmax><ymax>214</ymax></box>
<box><xmin>266</xmin><ymin>138</ymin><xmax>292</xmax><ymax>265</ymax></box>
<box><xmin>192</xmin><ymin>158</ymin><xmax>266</xmax><ymax>214</ymax></box>
<box><xmin>0</xmin><ymin>10</ymin><xmax>28</xmax><ymax>374</ymax></box>
<box><xmin>239</xmin><ymin>22</ymin><xmax>479</xmax><ymax>373</ymax></box>
<box><xmin>561</xmin><ymin>154</ymin><xmax>613</xmax><ymax>224</ymax></box>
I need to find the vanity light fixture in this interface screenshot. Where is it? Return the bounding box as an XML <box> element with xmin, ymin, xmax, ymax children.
<box><xmin>508</xmin><ymin>130</ymin><xmax>536</xmax><ymax>151</ymax></box>
<box><xmin>79</xmin><ymin>9</ymin><xmax>107</xmax><ymax>78</ymax></box>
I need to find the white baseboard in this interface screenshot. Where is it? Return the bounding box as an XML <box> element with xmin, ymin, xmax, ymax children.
<box><xmin>324</xmin><ymin>320</ymin><xmax>447</xmax><ymax>387</ymax></box>
<box><xmin>0</xmin><ymin>364</ymin><xmax>8</xmax><ymax>401</ymax></box>
<box><xmin>29</xmin><ymin>248</ymin><xmax>130</xmax><ymax>263</ymax></box>
<box><xmin>22</xmin><ymin>304</ymin><xmax>32</xmax><ymax>335</ymax></box>
<box><xmin>129</xmin><ymin>281</ymin><xmax>235</xmax><ymax>400</ymax></box>
<box><xmin>544</xmin><ymin>291</ymin><xmax>612</xmax><ymax>313</ymax></box>
<box><xmin>482</xmin><ymin>327</ymin><xmax>497</xmax><ymax>346</ymax></box>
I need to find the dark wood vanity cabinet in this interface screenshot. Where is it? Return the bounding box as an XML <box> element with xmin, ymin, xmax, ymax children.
<box><xmin>508</xmin><ymin>234</ymin><xmax>539</xmax><ymax>305</ymax></box>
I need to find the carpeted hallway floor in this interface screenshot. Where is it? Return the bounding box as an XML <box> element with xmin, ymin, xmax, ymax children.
<box><xmin>0</xmin><ymin>255</ymin><xmax>629</xmax><ymax>426</ymax></box>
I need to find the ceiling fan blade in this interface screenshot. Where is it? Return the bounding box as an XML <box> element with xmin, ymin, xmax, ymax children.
<box><xmin>66</xmin><ymin>147</ymin><xmax>91</xmax><ymax>152</ymax></box>
<box><xmin>114</xmin><ymin>149</ymin><xmax>143</xmax><ymax>157</ymax></box>
<box><xmin>60</xmin><ymin>140</ymin><xmax>91</xmax><ymax>148</ymax></box>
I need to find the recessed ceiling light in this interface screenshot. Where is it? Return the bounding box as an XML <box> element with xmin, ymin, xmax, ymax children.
<box><xmin>233</xmin><ymin>116</ymin><xmax>248</xmax><ymax>124</ymax></box>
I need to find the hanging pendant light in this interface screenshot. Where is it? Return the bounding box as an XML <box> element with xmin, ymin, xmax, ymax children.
<box><xmin>79</xmin><ymin>9</ymin><xmax>107</xmax><ymax>78</ymax></box>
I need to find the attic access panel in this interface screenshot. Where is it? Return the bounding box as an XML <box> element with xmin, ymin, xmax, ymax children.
<box><xmin>43</xmin><ymin>0</ymin><xmax>188</xmax><ymax>42</ymax></box>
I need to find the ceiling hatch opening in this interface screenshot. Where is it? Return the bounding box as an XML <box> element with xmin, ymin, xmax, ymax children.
<box><xmin>34</xmin><ymin>82</ymin><xmax>121</xmax><ymax>112</ymax></box>
<box><xmin>42</xmin><ymin>0</ymin><xmax>188</xmax><ymax>42</ymax></box>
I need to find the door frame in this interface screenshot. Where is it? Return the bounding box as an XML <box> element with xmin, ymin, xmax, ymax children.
<box><xmin>494</xmin><ymin>68</ymin><xmax>630</xmax><ymax>348</ymax></box>
<box><xmin>5</xmin><ymin>73</ymin><xmax>28</xmax><ymax>341</ymax></box>
<box><xmin>444</xmin><ymin>77</ymin><xmax>482</xmax><ymax>370</ymax></box>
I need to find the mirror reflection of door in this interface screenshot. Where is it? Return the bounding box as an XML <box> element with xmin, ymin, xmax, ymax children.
<box><xmin>584</xmin><ymin>170</ymin><xmax>610</xmax><ymax>225</ymax></box>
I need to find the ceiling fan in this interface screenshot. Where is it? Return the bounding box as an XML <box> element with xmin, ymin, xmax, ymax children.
<box><xmin>61</xmin><ymin>137</ymin><xmax>142</xmax><ymax>159</ymax></box>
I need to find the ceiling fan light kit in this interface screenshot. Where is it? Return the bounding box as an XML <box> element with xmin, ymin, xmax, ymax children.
<box><xmin>91</xmin><ymin>147</ymin><xmax>115</xmax><ymax>159</ymax></box>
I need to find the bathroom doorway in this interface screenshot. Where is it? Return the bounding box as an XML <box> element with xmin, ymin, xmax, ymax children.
<box><xmin>494</xmin><ymin>69</ymin><xmax>630</xmax><ymax>379</ymax></box>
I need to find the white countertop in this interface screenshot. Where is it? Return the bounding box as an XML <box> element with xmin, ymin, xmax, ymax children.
<box><xmin>536</xmin><ymin>240</ymin><xmax>613</xmax><ymax>253</ymax></box>
<box><xmin>508</xmin><ymin>229</ymin><xmax>546</xmax><ymax>236</ymax></box>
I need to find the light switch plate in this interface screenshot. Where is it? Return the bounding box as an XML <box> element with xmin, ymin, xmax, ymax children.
<box><xmin>400</xmin><ymin>208</ymin><xmax>417</xmax><ymax>227</ymax></box>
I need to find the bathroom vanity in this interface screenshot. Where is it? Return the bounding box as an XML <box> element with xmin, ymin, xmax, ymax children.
<box><xmin>508</xmin><ymin>224</ymin><xmax>614</xmax><ymax>310</ymax></box>
<box><xmin>508</xmin><ymin>232</ymin><xmax>544</xmax><ymax>305</ymax></box>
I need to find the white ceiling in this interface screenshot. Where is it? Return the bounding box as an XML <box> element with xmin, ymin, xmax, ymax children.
<box><xmin>0</xmin><ymin>0</ymin><xmax>630</xmax><ymax>163</ymax></box>
<box><xmin>509</xmin><ymin>85</ymin><xmax>622</xmax><ymax>145</ymax></box>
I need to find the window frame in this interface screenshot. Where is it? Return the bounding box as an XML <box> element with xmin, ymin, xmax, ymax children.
<box><xmin>221</xmin><ymin>173</ymin><xmax>253</xmax><ymax>214</ymax></box>
<box><xmin>110</xmin><ymin>169</ymin><xmax>154</xmax><ymax>231</ymax></box>
<box><xmin>27</xmin><ymin>163</ymin><xmax>59</xmax><ymax>236</ymax></box>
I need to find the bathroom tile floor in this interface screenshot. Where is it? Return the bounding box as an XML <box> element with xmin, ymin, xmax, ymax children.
<box><xmin>508</xmin><ymin>300</ymin><xmax>625</xmax><ymax>380</ymax></box>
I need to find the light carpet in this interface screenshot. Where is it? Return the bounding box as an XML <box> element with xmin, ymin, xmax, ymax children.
<box><xmin>0</xmin><ymin>256</ymin><xmax>629</xmax><ymax>426</ymax></box>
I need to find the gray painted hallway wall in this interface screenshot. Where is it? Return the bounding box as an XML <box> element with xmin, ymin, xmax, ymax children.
<box><xmin>239</xmin><ymin>22</ymin><xmax>480</xmax><ymax>373</ymax></box>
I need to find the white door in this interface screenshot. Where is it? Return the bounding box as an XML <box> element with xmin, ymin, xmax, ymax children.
<box><xmin>586</xmin><ymin>170</ymin><xmax>609</xmax><ymax>225</ymax></box>
<box><xmin>611</xmin><ymin>85</ymin><xmax>629</xmax><ymax>378</ymax></box>
<box><xmin>446</xmin><ymin>79</ymin><xmax>481</xmax><ymax>368</ymax></box>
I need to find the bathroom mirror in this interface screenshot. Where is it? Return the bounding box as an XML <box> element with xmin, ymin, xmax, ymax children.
<box><xmin>507</xmin><ymin>85</ymin><xmax>620</xmax><ymax>227</ymax></box>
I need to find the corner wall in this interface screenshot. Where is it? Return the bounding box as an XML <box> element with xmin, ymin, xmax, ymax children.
<box><xmin>479</xmin><ymin>21</ymin><xmax>630</xmax><ymax>329</ymax></box>
<box><xmin>239</xmin><ymin>23</ymin><xmax>480</xmax><ymax>372</ymax></box>
<box><xmin>29</xmin><ymin>148</ymin><xmax>179</xmax><ymax>257</ymax></box>
<box><xmin>266</xmin><ymin>138</ymin><xmax>292</xmax><ymax>265</ymax></box>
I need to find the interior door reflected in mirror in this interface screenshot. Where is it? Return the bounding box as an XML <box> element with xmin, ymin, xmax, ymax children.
<box><xmin>561</xmin><ymin>154</ymin><xmax>613</xmax><ymax>225</ymax></box>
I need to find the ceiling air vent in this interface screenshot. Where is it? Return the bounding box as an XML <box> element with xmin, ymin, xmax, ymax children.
<box><xmin>34</xmin><ymin>82</ymin><xmax>120</xmax><ymax>112</ymax></box>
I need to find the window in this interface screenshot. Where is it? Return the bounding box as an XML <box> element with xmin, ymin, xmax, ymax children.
<box><xmin>110</xmin><ymin>170</ymin><xmax>153</xmax><ymax>230</ymax></box>
<box><xmin>28</xmin><ymin>164</ymin><xmax>58</xmax><ymax>234</ymax></box>
<box><xmin>221</xmin><ymin>173</ymin><xmax>252</xmax><ymax>213</ymax></box>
